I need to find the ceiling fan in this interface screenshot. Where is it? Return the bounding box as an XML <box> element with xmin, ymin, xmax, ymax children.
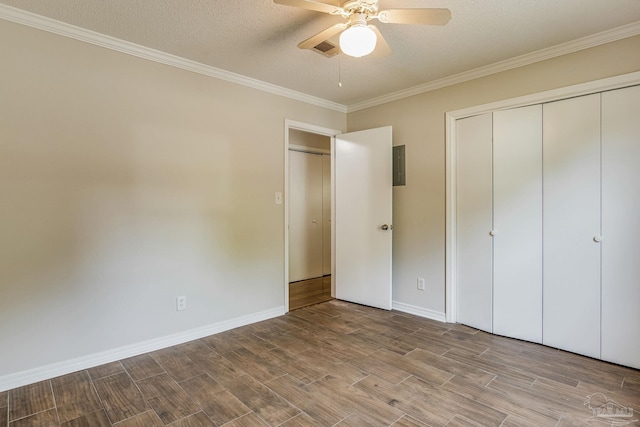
<box><xmin>274</xmin><ymin>0</ymin><xmax>451</xmax><ymax>58</ymax></box>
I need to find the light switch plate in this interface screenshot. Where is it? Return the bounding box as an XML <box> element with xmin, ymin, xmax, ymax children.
<box><xmin>275</xmin><ymin>192</ymin><xmax>283</xmax><ymax>205</ymax></box>
<box><xmin>176</xmin><ymin>296</ymin><xmax>186</xmax><ymax>311</ymax></box>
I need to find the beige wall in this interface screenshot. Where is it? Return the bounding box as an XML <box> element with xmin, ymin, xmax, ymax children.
<box><xmin>347</xmin><ymin>35</ymin><xmax>640</xmax><ymax>315</ymax></box>
<box><xmin>0</xmin><ymin>19</ymin><xmax>345</xmax><ymax>380</ymax></box>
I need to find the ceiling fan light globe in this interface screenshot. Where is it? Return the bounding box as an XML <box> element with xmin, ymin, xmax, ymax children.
<box><xmin>340</xmin><ymin>25</ymin><xmax>377</xmax><ymax>57</ymax></box>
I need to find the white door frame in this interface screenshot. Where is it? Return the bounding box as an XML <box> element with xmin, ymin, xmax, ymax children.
<box><xmin>284</xmin><ymin>120</ymin><xmax>341</xmax><ymax>312</ymax></box>
<box><xmin>444</xmin><ymin>71</ymin><xmax>640</xmax><ymax>323</ymax></box>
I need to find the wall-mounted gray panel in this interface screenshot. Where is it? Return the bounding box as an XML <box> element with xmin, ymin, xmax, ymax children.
<box><xmin>393</xmin><ymin>145</ymin><xmax>406</xmax><ymax>186</ymax></box>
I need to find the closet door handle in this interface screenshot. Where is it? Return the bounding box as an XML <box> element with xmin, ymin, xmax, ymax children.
<box><xmin>489</xmin><ymin>230</ymin><xmax>497</xmax><ymax>237</ymax></box>
<box><xmin>593</xmin><ymin>235</ymin><xmax>602</xmax><ymax>243</ymax></box>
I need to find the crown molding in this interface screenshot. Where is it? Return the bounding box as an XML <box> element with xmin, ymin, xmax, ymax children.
<box><xmin>1</xmin><ymin>4</ymin><xmax>638</xmax><ymax>116</ymax></box>
<box><xmin>347</xmin><ymin>20</ymin><xmax>640</xmax><ymax>112</ymax></box>
<box><xmin>0</xmin><ymin>4</ymin><xmax>348</xmax><ymax>113</ymax></box>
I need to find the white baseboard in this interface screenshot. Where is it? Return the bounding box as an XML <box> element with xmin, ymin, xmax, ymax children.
<box><xmin>392</xmin><ymin>301</ymin><xmax>447</xmax><ymax>323</ymax></box>
<box><xmin>0</xmin><ymin>306</ymin><xmax>285</xmax><ymax>392</ymax></box>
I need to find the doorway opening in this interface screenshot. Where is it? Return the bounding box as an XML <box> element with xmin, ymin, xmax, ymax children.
<box><xmin>284</xmin><ymin>122</ymin><xmax>393</xmax><ymax>312</ymax></box>
<box><xmin>288</xmin><ymin>130</ymin><xmax>332</xmax><ymax>310</ymax></box>
<box><xmin>284</xmin><ymin>121</ymin><xmax>341</xmax><ymax>312</ymax></box>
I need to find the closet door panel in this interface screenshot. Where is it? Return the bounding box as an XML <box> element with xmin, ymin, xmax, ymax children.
<box><xmin>601</xmin><ymin>85</ymin><xmax>640</xmax><ymax>369</ymax></box>
<box><xmin>322</xmin><ymin>154</ymin><xmax>332</xmax><ymax>276</ymax></box>
<box><xmin>493</xmin><ymin>105</ymin><xmax>543</xmax><ymax>343</ymax></box>
<box><xmin>456</xmin><ymin>113</ymin><xmax>493</xmax><ymax>333</ymax></box>
<box><xmin>543</xmin><ymin>94</ymin><xmax>601</xmax><ymax>359</ymax></box>
<box><xmin>289</xmin><ymin>151</ymin><xmax>324</xmax><ymax>282</ymax></box>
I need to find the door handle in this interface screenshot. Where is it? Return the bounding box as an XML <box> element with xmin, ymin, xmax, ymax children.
<box><xmin>489</xmin><ymin>230</ymin><xmax>497</xmax><ymax>236</ymax></box>
<box><xmin>593</xmin><ymin>235</ymin><xmax>602</xmax><ymax>243</ymax></box>
<box><xmin>381</xmin><ymin>224</ymin><xmax>392</xmax><ymax>231</ymax></box>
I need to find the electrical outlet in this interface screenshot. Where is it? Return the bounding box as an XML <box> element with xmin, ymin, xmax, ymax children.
<box><xmin>176</xmin><ymin>296</ymin><xmax>186</xmax><ymax>311</ymax></box>
<box><xmin>417</xmin><ymin>278</ymin><xmax>426</xmax><ymax>291</ymax></box>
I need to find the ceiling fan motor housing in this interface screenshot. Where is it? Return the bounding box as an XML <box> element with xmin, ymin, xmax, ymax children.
<box><xmin>341</xmin><ymin>0</ymin><xmax>379</xmax><ymax>18</ymax></box>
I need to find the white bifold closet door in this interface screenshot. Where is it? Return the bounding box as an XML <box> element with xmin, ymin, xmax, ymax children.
<box><xmin>322</xmin><ymin>154</ymin><xmax>332</xmax><ymax>276</ymax></box>
<box><xmin>289</xmin><ymin>150</ymin><xmax>324</xmax><ymax>282</ymax></box>
<box><xmin>601</xmin><ymin>85</ymin><xmax>640</xmax><ymax>369</ymax></box>
<box><xmin>456</xmin><ymin>113</ymin><xmax>493</xmax><ymax>333</ymax></box>
<box><xmin>543</xmin><ymin>94</ymin><xmax>602</xmax><ymax>359</ymax></box>
<box><xmin>493</xmin><ymin>105</ymin><xmax>543</xmax><ymax>343</ymax></box>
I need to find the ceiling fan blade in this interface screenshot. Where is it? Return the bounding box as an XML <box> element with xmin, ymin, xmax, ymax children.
<box><xmin>298</xmin><ymin>22</ymin><xmax>348</xmax><ymax>50</ymax></box>
<box><xmin>274</xmin><ymin>0</ymin><xmax>343</xmax><ymax>15</ymax></box>
<box><xmin>369</xmin><ymin>25</ymin><xmax>392</xmax><ymax>57</ymax></box>
<box><xmin>377</xmin><ymin>8</ymin><xmax>451</xmax><ymax>25</ymax></box>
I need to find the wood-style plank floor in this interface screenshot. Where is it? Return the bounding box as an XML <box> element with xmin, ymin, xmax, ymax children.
<box><xmin>2</xmin><ymin>300</ymin><xmax>639</xmax><ymax>426</ymax></box>
<box><xmin>289</xmin><ymin>276</ymin><xmax>333</xmax><ymax>311</ymax></box>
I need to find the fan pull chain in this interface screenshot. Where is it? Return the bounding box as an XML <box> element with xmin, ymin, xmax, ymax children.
<box><xmin>338</xmin><ymin>54</ymin><xmax>342</xmax><ymax>87</ymax></box>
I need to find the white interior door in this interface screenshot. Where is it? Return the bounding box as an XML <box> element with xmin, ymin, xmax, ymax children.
<box><xmin>543</xmin><ymin>94</ymin><xmax>601</xmax><ymax>359</ymax></box>
<box><xmin>601</xmin><ymin>85</ymin><xmax>640</xmax><ymax>369</ymax></box>
<box><xmin>289</xmin><ymin>150</ymin><xmax>323</xmax><ymax>282</ymax></box>
<box><xmin>493</xmin><ymin>105</ymin><xmax>543</xmax><ymax>343</ymax></box>
<box><xmin>335</xmin><ymin>126</ymin><xmax>393</xmax><ymax>310</ymax></box>
<box><xmin>456</xmin><ymin>113</ymin><xmax>493</xmax><ymax>333</ymax></box>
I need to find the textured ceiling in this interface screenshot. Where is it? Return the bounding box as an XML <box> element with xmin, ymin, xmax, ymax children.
<box><xmin>1</xmin><ymin>0</ymin><xmax>640</xmax><ymax>107</ymax></box>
